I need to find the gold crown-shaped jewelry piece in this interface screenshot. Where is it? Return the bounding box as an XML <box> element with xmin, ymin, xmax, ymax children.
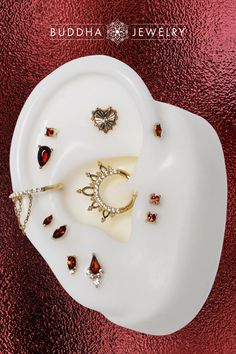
<box><xmin>77</xmin><ymin>162</ymin><xmax>137</xmax><ymax>222</ymax></box>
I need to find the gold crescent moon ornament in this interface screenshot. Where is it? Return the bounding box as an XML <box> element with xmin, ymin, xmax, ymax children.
<box><xmin>77</xmin><ymin>161</ymin><xmax>137</xmax><ymax>222</ymax></box>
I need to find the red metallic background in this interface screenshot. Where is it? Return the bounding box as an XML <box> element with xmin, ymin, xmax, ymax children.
<box><xmin>0</xmin><ymin>0</ymin><xmax>235</xmax><ymax>353</ymax></box>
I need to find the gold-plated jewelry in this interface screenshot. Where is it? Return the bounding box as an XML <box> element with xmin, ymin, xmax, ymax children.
<box><xmin>52</xmin><ymin>225</ymin><xmax>67</xmax><ymax>239</ymax></box>
<box><xmin>91</xmin><ymin>107</ymin><xmax>118</xmax><ymax>133</ymax></box>
<box><xmin>43</xmin><ymin>214</ymin><xmax>53</xmax><ymax>226</ymax></box>
<box><xmin>146</xmin><ymin>212</ymin><xmax>157</xmax><ymax>223</ymax></box>
<box><xmin>9</xmin><ymin>183</ymin><xmax>63</xmax><ymax>233</ymax></box>
<box><xmin>67</xmin><ymin>256</ymin><xmax>77</xmax><ymax>274</ymax></box>
<box><xmin>37</xmin><ymin>145</ymin><xmax>53</xmax><ymax>168</ymax></box>
<box><xmin>86</xmin><ymin>253</ymin><xmax>104</xmax><ymax>287</ymax></box>
<box><xmin>77</xmin><ymin>162</ymin><xmax>137</xmax><ymax>223</ymax></box>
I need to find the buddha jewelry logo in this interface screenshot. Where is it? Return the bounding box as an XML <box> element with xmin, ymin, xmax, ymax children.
<box><xmin>106</xmin><ymin>20</ymin><xmax>128</xmax><ymax>44</ymax></box>
<box><xmin>50</xmin><ymin>20</ymin><xmax>186</xmax><ymax>42</ymax></box>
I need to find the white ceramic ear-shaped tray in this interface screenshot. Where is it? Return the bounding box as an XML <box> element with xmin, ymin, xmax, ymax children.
<box><xmin>10</xmin><ymin>55</ymin><xmax>227</xmax><ymax>335</ymax></box>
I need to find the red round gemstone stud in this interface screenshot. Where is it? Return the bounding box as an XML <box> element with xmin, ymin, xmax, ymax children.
<box><xmin>150</xmin><ymin>193</ymin><xmax>161</xmax><ymax>205</ymax></box>
<box><xmin>146</xmin><ymin>212</ymin><xmax>157</xmax><ymax>223</ymax></box>
<box><xmin>38</xmin><ymin>145</ymin><xmax>52</xmax><ymax>168</ymax></box>
<box><xmin>154</xmin><ymin>123</ymin><xmax>162</xmax><ymax>137</ymax></box>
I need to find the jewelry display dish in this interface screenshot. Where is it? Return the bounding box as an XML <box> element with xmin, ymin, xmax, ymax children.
<box><xmin>9</xmin><ymin>55</ymin><xmax>227</xmax><ymax>335</ymax></box>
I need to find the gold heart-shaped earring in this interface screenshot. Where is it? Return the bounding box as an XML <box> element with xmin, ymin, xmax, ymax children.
<box><xmin>91</xmin><ymin>107</ymin><xmax>118</xmax><ymax>133</ymax></box>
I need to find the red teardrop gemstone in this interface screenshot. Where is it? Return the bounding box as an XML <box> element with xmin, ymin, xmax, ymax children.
<box><xmin>150</xmin><ymin>193</ymin><xmax>161</xmax><ymax>205</ymax></box>
<box><xmin>147</xmin><ymin>212</ymin><xmax>157</xmax><ymax>223</ymax></box>
<box><xmin>67</xmin><ymin>256</ymin><xmax>77</xmax><ymax>272</ymax></box>
<box><xmin>45</xmin><ymin>127</ymin><xmax>57</xmax><ymax>137</ymax></box>
<box><xmin>43</xmin><ymin>214</ymin><xmax>53</xmax><ymax>226</ymax></box>
<box><xmin>154</xmin><ymin>124</ymin><xmax>162</xmax><ymax>137</ymax></box>
<box><xmin>38</xmin><ymin>145</ymin><xmax>52</xmax><ymax>167</ymax></box>
<box><xmin>89</xmin><ymin>254</ymin><xmax>101</xmax><ymax>274</ymax></box>
<box><xmin>52</xmin><ymin>225</ymin><xmax>67</xmax><ymax>239</ymax></box>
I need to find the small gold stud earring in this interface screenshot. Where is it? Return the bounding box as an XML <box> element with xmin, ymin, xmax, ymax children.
<box><xmin>91</xmin><ymin>107</ymin><xmax>118</xmax><ymax>133</ymax></box>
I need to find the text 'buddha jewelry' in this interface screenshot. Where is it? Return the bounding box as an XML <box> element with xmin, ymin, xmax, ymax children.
<box><xmin>9</xmin><ymin>183</ymin><xmax>63</xmax><ymax>233</ymax></box>
<box><xmin>77</xmin><ymin>161</ymin><xmax>137</xmax><ymax>223</ymax></box>
<box><xmin>86</xmin><ymin>253</ymin><xmax>104</xmax><ymax>288</ymax></box>
<box><xmin>91</xmin><ymin>107</ymin><xmax>118</xmax><ymax>133</ymax></box>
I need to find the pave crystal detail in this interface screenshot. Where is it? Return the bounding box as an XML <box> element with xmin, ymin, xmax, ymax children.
<box><xmin>154</xmin><ymin>124</ymin><xmax>162</xmax><ymax>137</ymax></box>
<box><xmin>38</xmin><ymin>145</ymin><xmax>52</xmax><ymax>168</ymax></box>
<box><xmin>43</xmin><ymin>214</ymin><xmax>53</xmax><ymax>226</ymax></box>
<box><xmin>91</xmin><ymin>107</ymin><xmax>118</xmax><ymax>133</ymax></box>
<box><xmin>67</xmin><ymin>256</ymin><xmax>77</xmax><ymax>274</ymax></box>
<box><xmin>86</xmin><ymin>253</ymin><xmax>104</xmax><ymax>288</ymax></box>
<box><xmin>52</xmin><ymin>225</ymin><xmax>67</xmax><ymax>239</ymax></box>
<box><xmin>77</xmin><ymin>161</ymin><xmax>137</xmax><ymax>222</ymax></box>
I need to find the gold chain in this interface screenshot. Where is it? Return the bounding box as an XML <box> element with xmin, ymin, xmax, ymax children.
<box><xmin>9</xmin><ymin>182</ymin><xmax>63</xmax><ymax>233</ymax></box>
<box><xmin>12</xmin><ymin>194</ymin><xmax>33</xmax><ymax>233</ymax></box>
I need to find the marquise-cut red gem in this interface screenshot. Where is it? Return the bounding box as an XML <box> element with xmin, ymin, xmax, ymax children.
<box><xmin>89</xmin><ymin>254</ymin><xmax>101</xmax><ymax>274</ymax></box>
<box><xmin>67</xmin><ymin>256</ymin><xmax>76</xmax><ymax>271</ymax></box>
<box><xmin>52</xmin><ymin>225</ymin><xmax>67</xmax><ymax>239</ymax></box>
<box><xmin>45</xmin><ymin>127</ymin><xmax>57</xmax><ymax>137</ymax></box>
<box><xmin>43</xmin><ymin>214</ymin><xmax>53</xmax><ymax>226</ymax></box>
<box><xmin>150</xmin><ymin>193</ymin><xmax>161</xmax><ymax>205</ymax></box>
<box><xmin>147</xmin><ymin>212</ymin><xmax>157</xmax><ymax>223</ymax></box>
<box><xmin>38</xmin><ymin>145</ymin><xmax>52</xmax><ymax>167</ymax></box>
<box><xmin>154</xmin><ymin>124</ymin><xmax>162</xmax><ymax>137</ymax></box>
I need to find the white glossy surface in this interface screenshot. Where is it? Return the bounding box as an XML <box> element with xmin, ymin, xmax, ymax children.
<box><xmin>10</xmin><ymin>55</ymin><xmax>227</xmax><ymax>335</ymax></box>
